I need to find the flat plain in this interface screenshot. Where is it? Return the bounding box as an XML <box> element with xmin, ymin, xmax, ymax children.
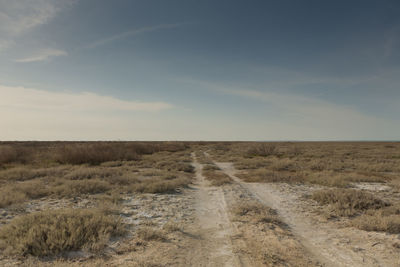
<box><xmin>0</xmin><ymin>141</ymin><xmax>400</xmax><ymax>266</ymax></box>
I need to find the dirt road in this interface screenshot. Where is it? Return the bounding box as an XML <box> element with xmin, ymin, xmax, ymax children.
<box><xmin>215</xmin><ymin>161</ymin><xmax>400</xmax><ymax>267</ymax></box>
<box><xmin>188</xmin><ymin>153</ymin><xmax>250</xmax><ymax>266</ymax></box>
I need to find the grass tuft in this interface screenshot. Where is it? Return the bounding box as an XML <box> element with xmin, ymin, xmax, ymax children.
<box><xmin>312</xmin><ymin>189</ymin><xmax>389</xmax><ymax>217</ymax></box>
<box><xmin>0</xmin><ymin>209</ymin><xmax>125</xmax><ymax>257</ymax></box>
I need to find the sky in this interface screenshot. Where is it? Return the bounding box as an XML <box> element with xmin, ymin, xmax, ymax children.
<box><xmin>1</xmin><ymin>0</ymin><xmax>400</xmax><ymax>141</ymax></box>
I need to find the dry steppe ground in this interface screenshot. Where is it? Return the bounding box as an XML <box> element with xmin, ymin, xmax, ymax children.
<box><xmin>0</xmin><ymin>141</ymin><xmax>400</xmax><ymax>266</ymax></box>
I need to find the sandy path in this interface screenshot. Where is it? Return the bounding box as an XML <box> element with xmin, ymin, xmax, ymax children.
<box><xmin>215</xmin><ymin>161</ymin><xmax>400</xmax><ymax>267</ymax></box>
<box><xmin>187</xmin><ymin>153</ymin><xmax>249</xmax><ymax>267</ymax></box>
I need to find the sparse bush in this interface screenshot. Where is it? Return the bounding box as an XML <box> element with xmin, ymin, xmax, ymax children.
<box><xmin>137</xmin><ymin>227</ymin><xmax>166</xmax><ymax>241</ymax></box>
<box><xmin>163</xmin><ymin>221</ymin><xmax>182</xmax><ymax>233</ymax></box>
<box><xmin>203</xmin><ymin>170</ymin><xmax>232</xmax><ymax>186</ymax></box>
<box><xmin>203</xmin><ymin>164</ymin><xmax>220</xmax><ymax>171</ymax></box>
<box><xmin>270</xmin><ymin>159</ymin><xmax>298</xmax><ymax>171</ymax></box>
<box><xmin>246</xmin><ymin>144</ymin><xmax>277</xmax><ymax>157</ymax></box>
<box><xmin>312</xmin><ymin>189</ymin><xmax>389</xmax><ymax>216</ymax></box>
<box><xmin>52</xmin><ymin>179</ymin><xmax>111</xmax><ymax>197</ymax></box>
<box><xmin>352</xmin><ymin>214</ymin><xmax>400</xmax><ymax>233</ymax></box>
<box><xmin>0</xmin><ymin>145</ymin><xmax>37</xmax><ymax>165</ymax></box>
<box><xmin>0</xmin><ymin>145</ymin><xmax>18</xmax><ymax>164</ymax></box>
<box><xmin>0</xmin><ymin>180</ymin><xmax>50</xmax><ymax>208</ymax></box>
<box><xmin>234</xmin><ymin>158</ymin><xmax>270</xmax><ymax>170</ymax></box>
<box><xmin>0</xmin><ymin>166</ymin><xmax>70</xmax><ymax>182</ymax></box>
<box><xmin>56</xmin><ymin>143</ymin><xmax>140</xmax><ymax>165</ymax></box>
<box><xmin>231</xmin><ymin>200</ymin><xmax>281</xmax><ymax>224</ymax></box>
<box><xmin>155</xmin><ymin>160</ymin><xmax>194</xmax><ymax>173</ymax></box>
<box><xmin>130</xmin><ymin>177</ymin><xmax>190</xmax><ymax>193</ymax></box>
<box><xmin>63</xmin><ymin>166</ymin><xmax>118</xmax><ymax>180</ymax></box>
<box><xmin>239</xmin><ymin>169</ymin><xmax>304</xmax><ymax>183</ymax></box>
<box><xmin>0</xmin><ymin>187</ymin><xmax>27</xmax><ymax>208</ymax></box>
<box><xmin>0</xmin><ymin>209</ymin><xmax>125</xmax><ymax>256</ymax></box>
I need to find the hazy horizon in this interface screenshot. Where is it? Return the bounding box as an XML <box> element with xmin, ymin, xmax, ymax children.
<box><xmin>1</xmin><ymin>0</ymin><xmax>400</xmax><ymax>141</ymax></box>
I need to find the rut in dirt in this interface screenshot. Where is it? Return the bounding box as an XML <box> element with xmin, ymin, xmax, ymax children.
<box><xmin>188</xmin><ymin>153</ymin><xmax>252</xmax><ymax>267</ymax></box>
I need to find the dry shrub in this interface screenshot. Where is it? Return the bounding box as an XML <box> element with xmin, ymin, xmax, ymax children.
<box><xmin>52</xmin><ymin>179</ymin><xmax>111</xmax><ymax>197</ymax></box>
<box><xmin>56</xmin><ymin>143</ymin><xmax>140</xmax><ymax>165</ymax></box>
<box><xmin>0</xmin><ymin>180</ymin><xmax>50</xmax><ymax>208</ymax></box>
<box><xmin>231</xmin><ymin>200</ymin><xmax>281</xmax><ymax>224</ymax></box>
<box><xmin>0</xmin><ymin>145</ymin><xmax>18</xmax><ymax>164</ymax></box>
<box><xmin>0</xmin><ymin>209</ymin><xmax>125</xmax><ymax>256</ymax></box>
<box><xmin>246</xmin><ymin>143</ymin><xmax>277</xmax><ymax>157</ymax></box>
<box><xmin>202</xmin><ymin>164</ymin><xmax>220</xmax><ymax>171</ymax></box>
<box><xmin>270</xmin><ymin>158</ymin><xmax>298</xmax><ymax>171</ymax></box>
<box><xmin>234</xmin><ymin>158</ymin><xmax>270</xmax><ymax>170</ymax></box>
<box><xmin>63</xmin><ymin>166</ymin><xmax>118</xmax><ymax>180</ymax></box>
<box><xmin>137</xmin><ymin>227</ymin><xmax>166</xmax><ymax>241</ymax></box>
<box><xmin>103</xmin><ymin>174</ymin><xmax>140</xmax><ymax>186</ymax></box>
<box><xmin>312</xmin><ymin>189</ymin><xmax>389</xmax><ymax>217</ymax></box>
<box><xmin>0</xmin><ymin>187</ymin><xmax>27</xmax><ymax>208</ymax></box>
<box><xmin>130</xmin><ymin>177</ymin><xmax>190</xmax><ymax>193</ymax></box>
<box><xmin>390</xmin><ymin>179</ymin><xmax>400</xmax><ymax>191</ymax></box>
<box><xmin>352</xmin><ymin>214</ymin><xmax>400</xmax><ymax>233</ymax></box>
<box><xmin>202</xmin><ymin>170</ymin><xmax>232</xmax><ymax>186</ymax></box>
<box><xmin>0</xmin><ymin>178</ymin><xmax>114</xmax><ymax>208</ymax></box>
<box><xmin>351</xmin><ymin>204</ymin><xmax>400</xmax><ymax>233</ymax></box>
<box><xmin>305</xmin><ymin>171</ymin><xmax>350</xmax><ymax>187</ymax></box>
<box><xmin>239</xmin><ymin>169</ymin><xmax>304</xmax><ymax>183</ymax></box>
<box><xmin>0</xmin><ymin>166</ymin><xmax>69</xmax><ymax>182</ymax></box>
<box><xmin>0</xmin><ymin>145</ymin><xmax>38</xmax><ymax>165</ymax></box>
<box><xmin>155</xmin><ymin>160</ymin><xmax>194</xmax><ymax>173</ymax></box>
<box><xmin>162</xmin><ymin>221</ymin><xmax>182</xmax><ymax>233</ymax></box>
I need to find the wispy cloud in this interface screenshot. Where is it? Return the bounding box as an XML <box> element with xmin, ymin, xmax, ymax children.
<box><xmin>15</xmin><ymin>49</ymin><xmax>68</xmax><ymax>62</ymax></box>
<box><xmin>0</xmin><ymin>85</ymin><xmax>173</xmax><ymax>112</ymax></box>
<box><xmin>0</xmin><ymin>0</ymin><xmax>72</xmax><ymax>55</ymax></box>
<box><xmin>84</xmin><ymin>23</ymin><xmax>182</xmax><ymax>49</ymax></box>
<box><xmin>183</xmin><ymin>79</ymin><xmax>400</xmax><ymax>140</ymax></box>
<box><xmin>0</xmin><ymin>0</ymin><xmax>58</xmax><ymax>36</ymax></box>
<box><xmin>0</xmin><ymin>84</ymin><xmax>176</xmax><ymax>140</ymax></box>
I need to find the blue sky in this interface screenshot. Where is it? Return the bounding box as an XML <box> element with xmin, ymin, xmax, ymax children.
<box><xmin>1</xmin><ymin>0</ymin><xmax>400</xmax><ymax>140</ymax></box>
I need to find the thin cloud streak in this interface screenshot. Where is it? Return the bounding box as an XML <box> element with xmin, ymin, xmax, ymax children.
<box><xmin>0</xmin><ymin>84</ymin><xmax>174</xmax><ymax>140</ymax></box>
<box><xmin>184</xmin><ymin>79</ymin><xmax>400</xmax><ymax>140</ymax></box>
<box><xmin>15</xmin><ymin>49</ymin><xmax>68</xmax><ymax>62</ymax></box>
<box><xmin>0</xmin><ymin>0</ymin><xmax>58</xmax><ymax>36</ymax></box>
<box><xmin>84</xmin><ymin>23</ymin><xmax>182</xmax><ymax>49</ymax></box>
<box><xmin>0</xmin><ymin>85</ymin><xmax>173</xmax><ymax>112</ymax></box>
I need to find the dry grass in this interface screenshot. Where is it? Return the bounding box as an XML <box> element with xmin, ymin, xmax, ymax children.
<box><xmin>238</xmin><ymin>168</ymin><xmax>305</xmax><ymax>183</ymax></box>
<box><xmin>352</xmin><ymin>214</ymin><xmax>400</xmax><ymax>233</ymax></box>
<box><xmin>202</xmin><ymin>170</ymin><xmax>232</xmax><ymax>186</ymax></box>
<box><xmin>0</xmin><ymin>141</ymin><xmax>189</xmax><ymax>166</ymax></box>
<box><xmin>162</xmin><ymin>221</ymin><xmax>182</xmax><ymax>233</ymax></box>
<box><xmin>312</xmin><ymin>189</ymin><xmax>389</xmax><ymax>217</ymax></box>
<box><xmin>0</xmin><ymin>142</ymin><xmax>195</xmax><ymax>264</ymax></box>
<box><xmin>209</xmin><ymin>142</ymin><xmax>400</xmax><ymax>188</ymax></box>
<box><xmin>231</xmin><ymin>200</ymin><xmax>282</xmax><ymax>225</ymax></box>
<box><xmin>0</xmin><ymin>144</ymin><xmax>194</xmax><ymax>209</ymax></box>
<box><xmin>56</xmin><ymin>143</ymin><xmax>141</xmax><ymax>165</ymax></box>
<box><xmin>246</xmin><ymin>143</ymin><xmax>277</xmax><ymax>157</ymax></box>
<box><xmin>0</xmin><ymin>209</ymin><xmax>125</xmax><ymax>257</ymax></box>
<box><xmin>52</xmin><ymin>179</ymin><xmax>112</xmax><ymax>197</ymax></box>
<box><xmin>0</xmin><ymin>180</ymin><xmax>50</xmax><ymax>208</ymax></box>
<box><xmin>350</xmin><ymin>204</ymin><xmax>400</xmax><ymax>233</ymax></box>
<box><xmin>137</xmin><ymin>227</ymin><xmax>166</xmax><ymax>241</ymax></box>
<box><xmin>130</xmin><ymin>177</ymin><xmax>190</xmax><ymax>193</ymax></box>
<box><xmin>202</xmin><ymin>164</ymin><xmax>220</xmax><ymax>171</ymax></box>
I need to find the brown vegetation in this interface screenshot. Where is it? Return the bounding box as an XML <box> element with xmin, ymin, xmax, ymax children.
<box><xmin>202</xmin><ymin>170</ymin><xmax>232</xmax><ymax>186</ymax></box>
<box><xmin>312</xmin><ymin>189</ymin><xmax>389</xmax><ymax>217</ymax></box>
<box><xmin>0</xmin><ymin>209</ymin><xmax>125</xmax><ymax>256</ymax></box>
<box><xmin>231</xmin><ymin>200</ymin><xmax>281</xmax><ymax>224</ymax></box>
